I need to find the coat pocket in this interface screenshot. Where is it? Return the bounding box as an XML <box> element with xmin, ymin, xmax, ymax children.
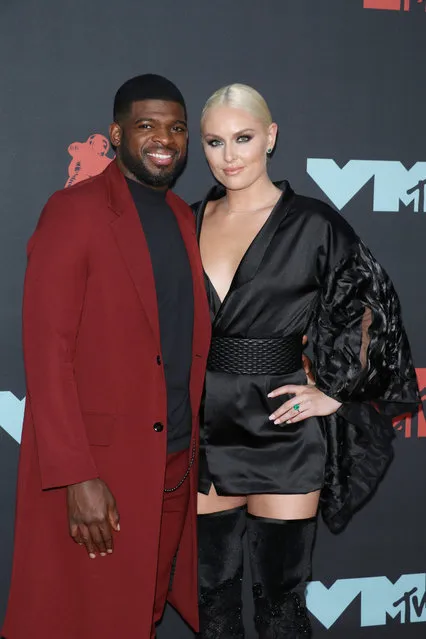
<box><xmin>82</xmin><ymin>412</ymin><xmax>115</xmax><ymax>446</ymax></box>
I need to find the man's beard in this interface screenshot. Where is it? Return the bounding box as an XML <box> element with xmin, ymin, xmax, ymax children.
<box><xmin>119</xmin><ymin>136</ymin><xmax>186</xmax><ymax>188</ymax></box>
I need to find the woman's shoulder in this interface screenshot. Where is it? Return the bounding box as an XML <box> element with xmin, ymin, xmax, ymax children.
<box><xmin>280</xmin><ymin>185</ymin><xmax>362</xmax><ymax>274</ymax></box>
<box><xmin>191</xmin><ymin>196</ymin><xmax>225</xmax><ymax>219</ymax></box>
<box><xmin>290</xmin><ymin>191</ymin><xmax>358</xmax><ymax>244</ymax></box>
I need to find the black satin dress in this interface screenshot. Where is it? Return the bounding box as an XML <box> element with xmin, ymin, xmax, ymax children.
<box><xmin>193</xmin><ymin>181</ymin><xmax>420</xmax><ymax>533</ymax></box>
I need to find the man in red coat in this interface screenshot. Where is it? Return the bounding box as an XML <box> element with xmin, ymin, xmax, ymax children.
<box><xmin>2</xmin><ymin>74</ymin><xmax>211</xmax><ymax>639</ymax></box>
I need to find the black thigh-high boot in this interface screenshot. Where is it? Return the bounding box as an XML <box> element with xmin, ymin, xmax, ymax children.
<box><xmin>247</xmin><ymin>514</ymin><xmax>316</xmax><ymax>638</ymax></box>
<box><xmin>197</xmin><ymin>505</ymin><xmax>247</xmax><ymax>638</ymax></box>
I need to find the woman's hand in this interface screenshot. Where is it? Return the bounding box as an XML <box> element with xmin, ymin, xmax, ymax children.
<box><xmin>268</xmin><ymin>384</ymin><xmax>341</xmax><ymax>425</ymax></box>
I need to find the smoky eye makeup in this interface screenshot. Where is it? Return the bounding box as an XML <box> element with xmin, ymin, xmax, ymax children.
<box><xmin>204</xmin><ymin>138</ymin><xmax>223</xmax><ymax>147</ymax></box>
<box><xmin>203</xmin><ymin>128</ymin><xmax>256</xmax><ymax>146</ymax></box>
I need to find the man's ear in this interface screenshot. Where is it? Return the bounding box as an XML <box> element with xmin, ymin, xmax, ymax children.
<box><xmin>109</xmin><ymin>122</ymin><xmax>122</xmax><ymax>149</ymax></box>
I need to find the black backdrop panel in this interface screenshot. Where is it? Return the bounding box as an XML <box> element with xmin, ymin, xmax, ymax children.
<box><xmin>0</xmin><ymin>1</ymin><xmax>425</xmax><ymax>636</ymax></box>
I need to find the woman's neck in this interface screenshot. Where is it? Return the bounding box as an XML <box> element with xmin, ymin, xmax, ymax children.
<box><xmin>224</xmin><ymin>174</ymin><xmax>282</xmax><ymax>214</ymax></box>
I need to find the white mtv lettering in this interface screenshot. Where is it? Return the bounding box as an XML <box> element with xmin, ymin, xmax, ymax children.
<box><xmin>360</xmin><ymin>574</ymin><xmax>426</xmax><ymax>626</ymax></box>
<box><xmin>307</xmin><ymin>573</ymin><xmax>426</xmax><ymax>629</ymax></box>
<box><xmin>0</xmin><ymin>391</ymin><xmax>25</xmax><ymax>443</ymax></box>
<box><xmin>373</xmin><ymin>163</ymin><xmax>426</xmax><ymax>212</ymax></box>
<box><xmin>307</xmin><ymin>159</ymin><xmax>426</xmax><ymax>212</ymax></box>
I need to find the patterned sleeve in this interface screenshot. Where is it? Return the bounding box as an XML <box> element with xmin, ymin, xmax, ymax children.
<box><xmin>311</xmin><ymin>239</ymin><xmax>421</xmax><ymax>533</ymax></box>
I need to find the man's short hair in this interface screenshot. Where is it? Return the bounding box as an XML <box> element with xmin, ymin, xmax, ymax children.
<box><xmin>113</xmin><ymin>74</ymin><xmax>187</xmax><ymax>123</ymax></box>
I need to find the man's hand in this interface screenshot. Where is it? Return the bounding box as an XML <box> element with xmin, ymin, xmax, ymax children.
<box><xmin>302</xmin><ymin>335</ymin><xmax>315</xmax><ymax>385</ymax></box>
<box><xmin>67</xmin><ymin>478</ymin><xmax>120</xmax><ymax>559</ymax></box>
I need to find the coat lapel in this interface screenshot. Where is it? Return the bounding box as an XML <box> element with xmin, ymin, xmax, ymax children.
<box><xmin>104</xmin><ymin>161</ymin><xmax>211</xmax><ymax>416</ymax></box>
<box><xmin>167</xmin><ymin>190</ymin><xmax>211</xmax><ymax>415</ymax></box>
<box><xmin>106</xmin><ymin>161</ymin><xmax>161</xmax><ymax>348</ymax></box>
<box><xmin>230</xmin><ymin>181</ymin><xmax>294</xmax><ymax>288</ymax></box>
<box><xmin>195</xmin><ymin>181</ymin><xmax>295</xmax><ymax>327</ymax></box>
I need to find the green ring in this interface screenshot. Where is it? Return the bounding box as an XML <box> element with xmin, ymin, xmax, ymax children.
<box><xmin>293</xmin><ymin>404</ymin><xmax>301</xmax><ymax>411</ymax></box>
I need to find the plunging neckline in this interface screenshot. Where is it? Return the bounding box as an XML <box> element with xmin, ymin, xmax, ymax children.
<box><xmin>196</xmin><ymin>181</ymin><xmax>294</xmax><ymax>320</ymax></box>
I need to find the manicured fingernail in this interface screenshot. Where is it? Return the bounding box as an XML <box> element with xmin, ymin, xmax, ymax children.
<box><xmin>89</xmin><ymin>553</ymin><xmax>96</xmax><ymax>559</ymax></box>
<box><xmin>269</xmin><ymin>414</ymin><xmax>275</xmax><ymax>420</ymax></box>
<box><xmin>267</xmin><ymin>393</ymin><xmax>273</xmax><ymax>397</ymax></box>
<box><xmin>101</xmin><ymin>553</ymin><xmax>106</xmax><ymax>557</ymax></box>
<box><xmin>107</xmin><ymin>549</ymin><xmax>113</xmax><ymax>554</ymax></box>
<box><xmin>117</xmin><ymin>524</ymin><xmax>121</xmax><ymax>532</ymax></box>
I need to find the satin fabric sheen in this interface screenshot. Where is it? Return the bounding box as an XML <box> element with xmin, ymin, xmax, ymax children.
<box><xmin>194</xmin><ymin>182</ymin><xmax>420</xmax><ymax>532</ymax></box>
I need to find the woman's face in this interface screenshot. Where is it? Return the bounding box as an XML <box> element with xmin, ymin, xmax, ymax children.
<box><xmin>201</xmin><ymin>105</ymin><xmax>277</xmax><ymax>191</ymax></box>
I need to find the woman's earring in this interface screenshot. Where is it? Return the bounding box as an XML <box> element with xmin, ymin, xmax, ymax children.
<box><xmin>267</xmin><ymin>148</ymin><xmax>273</xmax><ymax>156</ymax></box>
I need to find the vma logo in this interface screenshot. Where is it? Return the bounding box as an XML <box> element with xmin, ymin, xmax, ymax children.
<box><xmin>364</xmin><ymin>0</ymin><xmax>425</xmax><ymax>10</ymax></box>
<box><xmin>307</xmin><ymin>573</ymin><xmax>426</xmax><ymax>628</ymax></box>
<box><xmin>307</xmin><ymin>159</ymin><xmax>426</xmax><ymax>212</ymax></box>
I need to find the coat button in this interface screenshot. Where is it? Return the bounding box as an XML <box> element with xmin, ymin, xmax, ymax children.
<box><xmin>156</xmin><ymin>355</ymin><xmax>162</xmax><ymax>365</ymax></box>
<box><xmin>153</xmin><ymin>422</ymin><xmax>164</xmax><ymax>432</ymax></box>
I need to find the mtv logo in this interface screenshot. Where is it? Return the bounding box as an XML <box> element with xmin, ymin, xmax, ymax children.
<box><xmin>306</xmin><ymin>159</ymin><xmax>426</xmax><ymax>212</ymax></box>
<box><xmin>307</xmin><ymin>573</ymin><xmax>426</xmax><ymax>628</ymax></box>
<box><xmin>364</xmin><ymin>0</ymin><xmax>425</xmax><ymax>9</ymax></box>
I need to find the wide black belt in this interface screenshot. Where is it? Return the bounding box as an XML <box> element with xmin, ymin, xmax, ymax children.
<box><xmin>207</xmin><ymin>336</ymin><xmax>303</xmax><ymax>375</ymax></box>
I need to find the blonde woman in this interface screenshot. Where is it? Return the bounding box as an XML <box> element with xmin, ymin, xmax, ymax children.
<box><xmin>193</xmin><ymin>84</ymin><xmax>420</xmax><ymax>638</ymax></box>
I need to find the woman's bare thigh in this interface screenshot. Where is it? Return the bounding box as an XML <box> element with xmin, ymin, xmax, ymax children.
<box><xmin>248</xmin><ymin>491</ymin><xmax>320</xmax><ymax>520</ymax></box>
<box><xmin>198</xmin><ymin>483</ymin><xmax>247</xmax><ymax>514</ymax></box>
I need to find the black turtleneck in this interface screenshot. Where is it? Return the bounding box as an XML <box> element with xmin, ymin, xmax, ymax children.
<box><xmin>126</xmin><ymin>178</ymin><xmax>194</xmax><ymax>453</ymax></box>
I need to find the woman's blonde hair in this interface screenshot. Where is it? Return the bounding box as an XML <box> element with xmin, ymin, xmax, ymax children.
<box><xmin>201</xmin><ymin>83</ymin><xmax>273</xmax><ymax>128</ymax></box>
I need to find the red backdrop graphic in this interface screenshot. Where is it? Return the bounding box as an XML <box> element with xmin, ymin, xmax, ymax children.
<box><xmin>364</xmin><ymin>0</ymin><xmax>425</xmax><ymax>10</ymax></box>
<box><xmin>65</xmin><ymin>134</ymin><xmax>114</xmax><ymax>188</ymax></box>
<box><xmin>393</xmin><ymin>369</ymin><xmax>426</xmax><ymax>437</ymax></box>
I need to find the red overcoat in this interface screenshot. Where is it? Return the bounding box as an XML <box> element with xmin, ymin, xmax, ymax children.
<box><xmin>2</xmin><ymin>161</ymin><xmax>211</xmax><ymax>639</ymax></box>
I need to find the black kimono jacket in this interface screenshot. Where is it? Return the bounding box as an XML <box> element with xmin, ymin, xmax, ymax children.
<box><xmin>193</xmin><ymin>181</ymin><xmax>420</xmax><ymax>533</ymax></box>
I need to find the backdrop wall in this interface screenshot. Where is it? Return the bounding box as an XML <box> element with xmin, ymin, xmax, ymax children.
<box><xmin>0</xmin><ymin>1</ymin><xmax>425</xmax><ymax>637</ymax></box>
